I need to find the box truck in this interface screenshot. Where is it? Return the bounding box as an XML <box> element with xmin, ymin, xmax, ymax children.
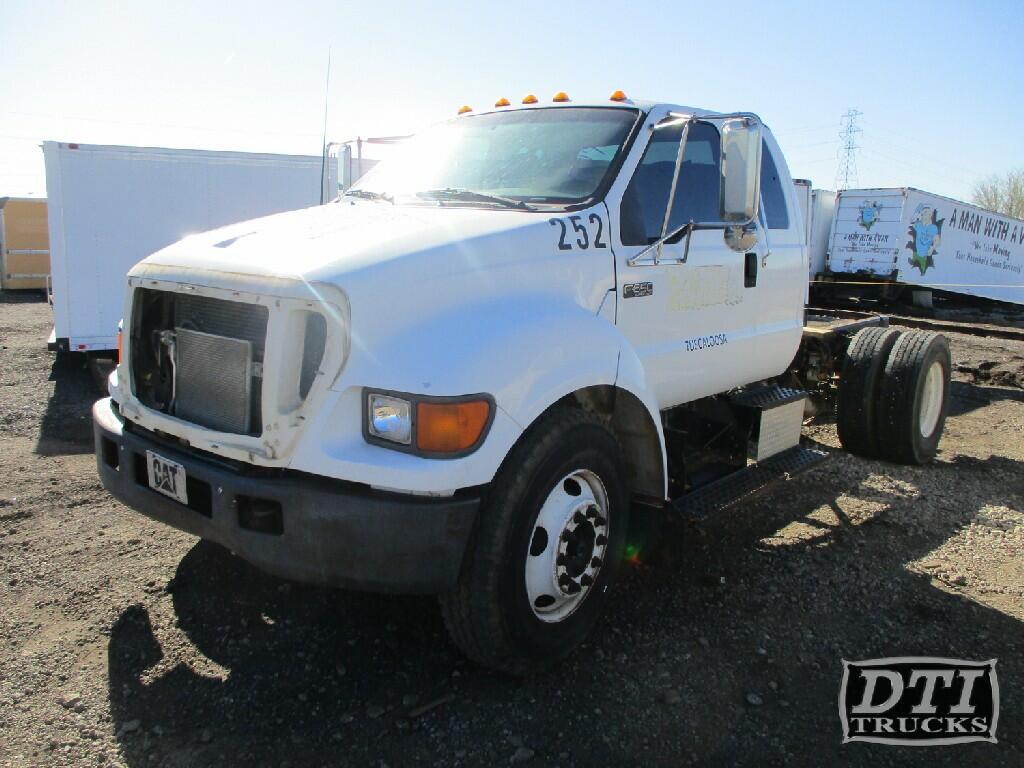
<box><xmin>0</xmin><ymin>197</ymin><xmax>50</xmax><ymax>291</ymax></box>
<box><xmin>792</xmin><ymin>180</ymin><xmax>836</xmax><ymax>278</ymax></box>
<box><xmin>43</xmin><ymin>142</ymin><xmax>338</xmax><ymax>352</ymax></box>
<box><xmin>825</xmin><ymin>187</ymin><xmax>1024</xmax><ymax>306</ymax></box>
<box><xmin>93</xmin><ymin>95</ymin><xmax>952</xmax><ymax>673</ymax></box>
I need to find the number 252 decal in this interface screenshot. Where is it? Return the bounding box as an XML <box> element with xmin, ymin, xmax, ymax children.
<box><xmin>550</xmin><ymin>214</ymin><xmax>608</xmax><ymax>251</ymax></box>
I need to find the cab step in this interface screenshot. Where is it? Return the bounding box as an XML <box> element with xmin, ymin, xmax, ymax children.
<box><xmin>672</xmin><ymin>442</ymin><xmax>831</xmax><ymax>521</ymax></box>
<box><xmin>727</xmin><ymin>384</ymin><xmax>807</xmax><ymax>411</ymax></box>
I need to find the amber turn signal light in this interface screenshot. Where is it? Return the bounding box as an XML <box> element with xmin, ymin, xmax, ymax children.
<box><xmin>416</xmin><ymin>400</ymin><xmax>491</xmax><ymax>453</ymax></box>
<box><xmin>117</xmin><ymin>329</ymin><xmax>123</xmax><ymax>363</ymax></box>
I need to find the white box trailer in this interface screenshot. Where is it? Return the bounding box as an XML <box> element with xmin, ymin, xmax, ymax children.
<box><xmin>825</xmin><ymin>187</ymin><xmax>1024</xmax><ymax>306</ymax></box>
<box><xmin>792</xmin><ymin>180</ymin><xmax>835</xmax><ymax>279</ymax></box>
<box><xmin>43</xmin><ymin>141</ymin><xmax>338</xmax><ymax>352</ymax></box>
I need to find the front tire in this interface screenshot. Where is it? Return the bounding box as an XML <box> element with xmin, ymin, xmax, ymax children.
<box><xmin>440</xmin><ymin>407</ymin><xmax>629</xmax><ymax>675</ymax></box>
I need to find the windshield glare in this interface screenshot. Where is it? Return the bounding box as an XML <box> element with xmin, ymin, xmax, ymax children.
<box><xmin>349</xmin><ymin>107</ymin><xmax>638</xmax><ymax>207</ymax></box>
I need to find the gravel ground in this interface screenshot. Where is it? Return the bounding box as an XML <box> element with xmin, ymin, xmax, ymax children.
<box><xmin>1</xmin><ymin>291</ymin><xmax>1022</xmax><ymax>767</ymax></box>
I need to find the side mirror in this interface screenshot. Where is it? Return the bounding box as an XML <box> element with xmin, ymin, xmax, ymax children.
<box><xmin>720</xmin><ymin>118</ymin><xmax>762</xmax><ymax>224</ymax></box>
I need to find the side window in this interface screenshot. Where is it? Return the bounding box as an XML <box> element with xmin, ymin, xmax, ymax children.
<box><xmin>620</xmin><ymin>121</ymin><xmax>721</xmax><ymax>246</ymax></box>
<box><xmin>759</xmin><ymin>141</ymin><xmax>789</xmax><ymax>230</ymax></box>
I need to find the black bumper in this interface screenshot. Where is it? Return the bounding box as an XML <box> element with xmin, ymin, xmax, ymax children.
<box><xmin>92</xmin><ymin>398</ymin><xmax>480</xmax><ymax>593</ymax></box>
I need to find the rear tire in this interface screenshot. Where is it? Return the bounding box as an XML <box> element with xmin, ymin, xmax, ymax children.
<box><xmin>876</xmin><ymin>330</ymin><xmax>951</xmax><ymax>465</ymax></box>
<box><xmin>836</xmin><ymin>326</ymin><xmax>902</xmax><ymax>458</ymax></box>
<box><xmin>440</xmin><ymin>407</ymin><xmax>629</xmax><ymax>675</ymax></box>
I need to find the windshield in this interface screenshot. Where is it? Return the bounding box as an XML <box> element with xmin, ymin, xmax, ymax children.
<box><xmin>348</xmin><ymin>107</ymin><xmax>639</xmax><ymax>209</ymax></box>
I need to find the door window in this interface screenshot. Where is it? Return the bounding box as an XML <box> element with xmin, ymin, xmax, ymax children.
<box><xmin>620</xmin><ymin>121</ymin><xmax>721</xmax><ymax>245</ymax></box>
<box><xmin>759</xmin><ymin>141</ymin><xmax>789</xmax><ymax>230</ymax></box>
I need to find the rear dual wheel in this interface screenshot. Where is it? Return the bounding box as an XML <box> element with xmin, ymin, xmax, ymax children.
<box><xmin>876</xmin><ymin>330</ymin><xmax>951</xmax><ymax>464</ymax></box>
<box><xmin>440</xmin><ymin>407</ymin><xmax>628</xmax><ymax>675</ymax></box>
<box><xmin>836</xmin><ymin>327</ymin><xmax>951</xmax><ymax>464</ymax></box>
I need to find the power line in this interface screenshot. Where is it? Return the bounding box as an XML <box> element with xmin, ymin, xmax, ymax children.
<box><xmin>835</xmin><ymin>109</ymin><xmax>862</xmax><ymax>190</ymax></box>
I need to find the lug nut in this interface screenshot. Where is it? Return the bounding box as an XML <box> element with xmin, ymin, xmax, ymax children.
<box><xmin>566</xmin><ymin>581</ymin><xmax>582</xmax><ymax>594</ymax></box>
<box><xmin>580</xmin><ymin>574</ymin><xmax>594</xmax><ymax>587</ymax></box>
<box><xmin>556</xmin><ymin>554</ymin><xmax>567</xmax><ymax>566</ymax></box>
<box><xmin>573</xmin><ymin>511</ymin><xmax>586</xmax><ymax>525</ymax></box>
<box><xmin>591</xmin><ymin>556</ymin><xmax>602</xmax><ymax>568</ymax></box>
<box><xmin>595</xmin><ymin>534</ymin><xmax>607</xmax><ymax>546</ymax></box>
<box><xmin>561</xmin><ymin>530</ymin><xmax>572</xmax><ymax>542</ymax></box>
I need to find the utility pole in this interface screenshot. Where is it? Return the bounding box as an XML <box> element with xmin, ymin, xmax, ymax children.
<box><xmin>835</xmin><ymin>109</ymin><xmax>862</xmax><ymax>190</ymax></box>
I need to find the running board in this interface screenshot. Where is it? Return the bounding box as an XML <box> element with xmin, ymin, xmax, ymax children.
<box><xmin>673</xmin><ymin>443</ymin><xmax>831</xmax><ymax>521</ymax></box>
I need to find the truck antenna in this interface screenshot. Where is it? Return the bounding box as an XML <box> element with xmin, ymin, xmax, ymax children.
<box><xmin>319</xmin><ymin>47</ymin><xmax>332</xmax><ymax>204</ymax></box>
<box><xmin>835</xmin><ymin>108</ymin><xmax>862</xmax><ymax>190</ymax></box>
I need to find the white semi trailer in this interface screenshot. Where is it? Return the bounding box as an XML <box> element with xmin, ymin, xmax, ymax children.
<box><xmin>43</xmin><ymin>141</ymin><xmax>338</xmax><ymax>352</ymax></box>
<box><xmin>824</xmin><ymin>187</ymin><xmax>1024</xmax><ymax>306</ymax></box>
<box><xmin>92</xmin><ymin>95</ymin><xmax>953</xmax><ymax>673</ymax></box>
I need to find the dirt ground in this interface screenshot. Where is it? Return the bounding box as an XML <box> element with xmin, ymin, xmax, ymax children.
<box><xmin>1</xmin><ymin>291</ymin><xmax>1022</xmax><ymax>768</ymax></box>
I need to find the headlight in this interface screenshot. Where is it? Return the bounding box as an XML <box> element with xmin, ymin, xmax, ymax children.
<box><xmin>367</xmin><ymin>394</ymin><xmax>412</xmax><ymax>445</ymax></box>
<box><xmin>364</xmin><ymin>389</ymin><xmax>494</xmax><ymax>457</ymax></box>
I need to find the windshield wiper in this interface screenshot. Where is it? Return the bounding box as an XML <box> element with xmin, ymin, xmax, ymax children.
<box><xmin>343</xmin><ymin>189</ymin><xmax>393</xmax><ymax>203</ymax></box>
<box><xmin>416</xmin><ymin>188</ymin><xmax>534</xmax><ymax>211</ymax></box>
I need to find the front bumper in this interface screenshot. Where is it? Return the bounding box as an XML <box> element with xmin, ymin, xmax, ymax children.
<box><xmin>93</xmin><ymin>397</ymin><xmax>480</xmax><ymax>593</ymax></box>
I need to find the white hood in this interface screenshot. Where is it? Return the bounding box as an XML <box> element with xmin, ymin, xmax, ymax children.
<box><xmin>137</xmin><ymin>199</ymin><xmax>549</xmax><ymax>285</ymax></box>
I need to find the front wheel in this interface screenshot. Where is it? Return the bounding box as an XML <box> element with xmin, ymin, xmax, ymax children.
<box><xmin>440</xmin><ymin>407</ymin><xmax>629</xmax><ymax>675</ymax></box>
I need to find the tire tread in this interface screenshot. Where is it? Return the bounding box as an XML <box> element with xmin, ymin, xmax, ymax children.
<box><xmin>836</xmin><ymin>326</ymin><xmax>901</xmax><ymax>458</ymax></box>
<box><xmin>876</xmin><ymin>330</ymin><xmax>950</xmax><ymax>464</ymax></box>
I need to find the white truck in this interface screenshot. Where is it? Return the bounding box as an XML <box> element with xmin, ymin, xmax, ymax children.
<box><xmin>42</xmin><ymin>141</ymin><xmax>338</xmax><ymax>352</ymax></box>
<box><xmin>824</xmin><ymin>187</ymin><xmax>1024</xmax><ymax>306</ymax></box>
<box><xmin>92</xmin><ymin>95</ymin><xmax>952</xmax><ymax>673</ymax></box>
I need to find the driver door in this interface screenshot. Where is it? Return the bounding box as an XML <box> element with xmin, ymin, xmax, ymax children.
<box><xmin>611</xmin><ymin>116</ymin><xmax>768</xmax><ymax>410</ymax></box>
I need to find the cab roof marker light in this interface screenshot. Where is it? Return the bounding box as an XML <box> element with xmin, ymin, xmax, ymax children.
<box><xmin>495</xmin><ymin>97</ymin><xmax>510</xmax><ymax>107</ymax></box>
<box><xmin>552</xmin><ymin>91</ymin><xmax>570</xmax><ymax>102</ymax></box>
<box><xmin>609</xmin><ymin>90</ymin><xmax>627</xmax><ymax>101</ymax></box>
<box><xmin>457</xmin><ymin>105</ymin><xmax>472</xmax><ymax>115</ymax></box>
<box><xmin>522</xmin><ymin>94</ymin><xmax>538</xmax><ymax>104</ymax></box>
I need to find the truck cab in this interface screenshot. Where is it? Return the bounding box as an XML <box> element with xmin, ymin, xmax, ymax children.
<box><xmin>93</xmin><ymin>93</ymin><xmax>950</xmax><ymax>673</ymax></box>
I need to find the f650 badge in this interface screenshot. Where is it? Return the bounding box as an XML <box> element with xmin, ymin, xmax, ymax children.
<box><xmin>623</xmin><ymin>282</ymin><xmax>653</xmax><ymax>299</ymax></box>
<box><xmin>839</xmin><ymin>657</ymin><xmax>998</xmax><ymax>746</ymax></box>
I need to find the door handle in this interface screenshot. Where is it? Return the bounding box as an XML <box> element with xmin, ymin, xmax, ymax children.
<box><xmin>744</xmin><ymin>252</ymin><xmax>758</xmax><ymax>288</ymax></box>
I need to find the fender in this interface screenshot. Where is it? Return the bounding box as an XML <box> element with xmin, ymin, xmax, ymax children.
<box><xmin>303</xmin><ymin>293</ymin><xmax>667</xmax><ymax>497</ymax></box>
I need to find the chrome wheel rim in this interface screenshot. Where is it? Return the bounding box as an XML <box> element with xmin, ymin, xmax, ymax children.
<box><xmin>919</xmin><ymin>360</ymin><xmax>944</xmax><ymax>437</ymax></box>
<box><xmin>525</xmin><ymin>469</ymin><xmax>610</xmax><ymax>623</ymax></box>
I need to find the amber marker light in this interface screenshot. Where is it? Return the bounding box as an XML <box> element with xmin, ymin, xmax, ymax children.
<box><xmin>522</xmin><ymin>93</ymin><xmax>538</xmax><ymax>104</ymax></box>
<box><xmin>495</xmin><ymin>97</ymin><xmax>510</xmax><ymax>107</ymax></box>
<box><xmin>457</xmin><ymin>105</ymin><xmax>473</xmax><ymax>114</ymax></box>
<box><xmin>416</xmin><ymin>400</ymin><xmax>491</xmax><ymax>454</ymax></box>
<box><xmin>609</xmin><ymin>90</ymin><xmax>627</xmax><ymax>101</ymax></box>
<box><xmin>552</xmin><ymin>91</ymin><xmax>570</xmax><ymax>102</ymax></box>
<box><xmin>116</xmin><ymin>328</ymin><xmax>123</xmax><ymax>363</ymax></box>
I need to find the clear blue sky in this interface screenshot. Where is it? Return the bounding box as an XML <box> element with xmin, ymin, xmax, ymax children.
<box><xmin>2</xmin><ymin>0</ymin><xmax>1022</xmax><ymax>201</ymax></box>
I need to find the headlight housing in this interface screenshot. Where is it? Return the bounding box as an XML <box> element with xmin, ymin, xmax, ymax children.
<box><xmin>364</xmin><ymin>389</ymin><xmax>494</xmax><ymax>458</ymax></box>
<box><xmin>367</xmin><ymin>393</ymin><xmax>413</xmax><ymax>445</ymax></box>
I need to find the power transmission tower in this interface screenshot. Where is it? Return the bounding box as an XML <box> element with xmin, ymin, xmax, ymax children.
<box><xmin>835</xmin><ymin>109</ymin><xmax>863</xmax><ymax>190</ymax></box>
